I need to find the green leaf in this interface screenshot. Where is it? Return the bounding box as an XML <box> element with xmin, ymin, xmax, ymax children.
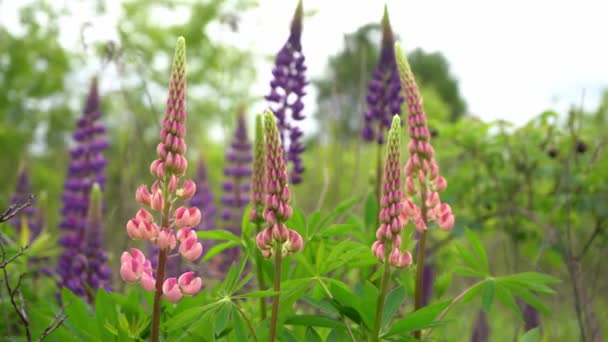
<box><xmin>465</xmin><ymin>229</ymin><xmax>489</xmax><ymax>274</ymax></box>
<box><xmin>327</xmin><ymin>328</ymin><xmax>349</xmax><ymax>342</ymax></box>
<box><xmin>495</xmin><ymin>283</ymin><xmax>523</xmax><ymax>320</ymax></box>
<box><xmin>285</xmin><ymin>314</ymin><xmax>343</xmax><ymax>329</ymax></box>
<box><xmin>232</xmin><ymin>306</ymin><xmax>248</xmax><ymax>341</ymax></box>
<box><xmin>384</xmin><ymin>300</ymin><xmax>450</xmax><ymax>337</ymax></box>
<box><xmin>364</xmin><ymin>191</ymin><xmax>378</xmax><ymax>230</ymax></box>
<box><xmin>319</xmin><ymin>223</ymin><xmax>357</xmax><ymax>237</ymax></box>
<box><xmin>214</xmin><ymin>303</ymin><xmax>231</xmax><ymax>335</ymax></box>
<box><xmin>306</xmin><ymin>211</ymin><xmax>321</xmax><ymax>239</ymax></box>
<box><xmin>165</xmin><ymin>301</ymin><xmax>223</xmax><ymax>331</ymax></box>
<box><xmin>481</xmin><ymin>279</ymin><xmax>495</xmax><ymax>312</ymax></box>
<box><xmin>234</xmin><ymin>290</ymin><xmax>278</xmax><ymax>299</ymax></box>
<box><xmin>520</xmin><ymin>327</ymin><xmax>541</xmax><ymax>342</ymax></box>
<box><xmin>287</xmin><ymin>206</ymin><xmax>306</xmax><ymax>233</ymax></box>
<box><xmin>498</xmin><ymin>272</ymin><xmax>560</xmax><ymax>295</ymax></box>
<box><xmin>305</xmin><ymin>327</ymin><xmax>323</xmax><ymax>342</ymax></box>
<box><xmin>382</xmin><ymin>286</ymin><xmax>406</xmax><ymax>327</ymax></box>
<box><xmin>359</xmin><ymin>281</ymin><xmax>380</xmax><ymax>329</ymax></box>
<box><xmin>197</xmin><ymin>230</ymin><xmax>240</xmax><ymax>243</ymax></box>
<box><xmin>455</xmin><ymin>245</ymin><xmax>484</xmax><ymax>275</ymax></box>
<box><xmin>202</xmin><ymin>241</ymin><xmax>240</xmax><ymax>262</ymax></box>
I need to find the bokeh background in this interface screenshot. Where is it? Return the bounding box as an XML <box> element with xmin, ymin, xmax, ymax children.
<box><xmin>1</xmin><ymin>0</ymin><xmax>607</xmax><ymax>341</ymax></box>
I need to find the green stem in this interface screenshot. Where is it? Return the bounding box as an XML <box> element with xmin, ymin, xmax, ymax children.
<box><xmin>372</xmin><ymin>252</ymin><xmax>391</xmax><ymax>342</ymax></box>
<box><xmin>254</xmin><ymin>223</ymin><xmax>267</xmax><ymax>320</ymax></box>
<box><xmin>234</xmin><ymin>303</ymin><xmax>259</xmax><ymax>342</ymax></box>
<box><xmin>268</xmin><ymin>243</ymin><xmax>283</xmax><ymax>342</ymax></box>
<box><xmin>423</xmin><ymin>281</ymin><xmax>483</xmax><ymax>338</ymax></box>
<box><xmin>413</xmin><ymin>230</ymin><xmax>427</xmax><ymax>339</ymax></box>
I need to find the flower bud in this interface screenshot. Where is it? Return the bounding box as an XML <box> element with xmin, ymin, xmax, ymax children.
<box><xmin>135</xmin><ymin>185</ymin><xmax>152</xmax><ymax>206</ymax></box>
<box><xmin>174</xmin><ymin>206</ymin><xmax>202</xmax><ymax>228</ymax></box>
<box><xmin>177</xmin><ymin>179</ymin><xmax>196</xmax><ymax>200</ymax></box>
<box><xmin>178</xmin><ymin>271</ymin><xmax>202</xmax><ymax>295</ymax></box>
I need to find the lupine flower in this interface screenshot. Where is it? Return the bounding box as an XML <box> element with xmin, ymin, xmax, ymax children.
<box><xmin>217</xmin><ymin>110</ymin><xmax>252</xmax><ymax>272</ymax></box>
<box><xmin>255</xmin><ymin>111</ymin><xmax>303</xmax><ymax>258</ymax></box>
<box><xmin>249</xmin><ymin>113</ymin><xmax>265</xmax><ymax>225</ymax></box>
<box><xmin>371</xmin><ymin>115</ymin><xmax>412</xmax><ymax>268</ymax></box>
<box><xmin>9</xmin><ymin>164</ymin><xmax>42</xmax><ymax>240</ymax></box>
<box><xmin>57</xmin><ymin>77</ymin><xmax>108</xmax><ymax>298</ymax></box>
<box><xmin>471</xmin><ymin>310</ymin><xmax>490</xmax><ymax>342</ymax></box>
<box><xmin>190</xmin><ymin>158</ymin><xmax>216</xmax><ymax>232</ymax></box>
<box><xmin>394</xmin><ymin>42</ymin><xmax>455</xmax><ymax>232</ymax></box>
<box><xmin>517</xmin><ymin>298</ymin><xmax>540</xmax><ymax>331</ymax></box>
<box><xmin>81</xmin><ymin>183</ymin><xmax>112</xmax><ymax>300</ymax></box>
<box><xmin>361</xmin><ymin>6</ymin><xmax>404</xmax><ymax>145</ymax></box>
<box><xmin>120</xmin><ymin>37</ymin><xmax>203</xmax><ymax>303</ymax></box>
<box><xmin>265</xmin><ymin>0</ymin><xmax>308</xmax><ymax>184</ymax></box>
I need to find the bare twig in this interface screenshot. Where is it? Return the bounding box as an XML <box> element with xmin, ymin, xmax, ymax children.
<box><xmin>1</xmin><ymin>243</ymin><xmax>31</xmax><ymax>341</ymax></box>
<box><xmin>576</xmin><ymin>218</ymin><xmax>605</xmax><ymax>260</ymax></box>
<box><xmin>0</xmin><ymin>195</ymin><xmax>34</xmax><ymax>223</ymax></box>
<box><xmin>35</xmin><ymin>304</ymin><xmax>68</xmax><ymax>342</ymax></box>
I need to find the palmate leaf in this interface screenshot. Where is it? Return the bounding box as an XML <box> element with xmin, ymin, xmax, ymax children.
<box><xmin>285</xmin><ymin>314</ymin><xmax>343</xmax><ymax>329</ymax></box>
<box><xmin>382</xmin><ymin>286</ymin><xmax>406</xmax><ymax>327</ymax></box>
<box><xmin>383</xmin><ymin>300</ymin><xmax>451</xmax><ymax>337</ymax></box>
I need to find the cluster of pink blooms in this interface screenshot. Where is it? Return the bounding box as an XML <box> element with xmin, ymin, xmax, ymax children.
<box><xmin>255</xmin><ymin>111</ymin><xmax>303</xmax><ymax>258</ymax></box>
<box><xmin>396</xmin><ymin>43</ymin><xmax>454</xmax><ymax>233</ymax></box>
<box><xmin>120</xmin><ymin>37</ymin><xmax>204</xmax><ymax>303</ymax></box>
<box><xmin>372</xmin><ymin>116</ymin><xmax>412</xmax><ymax>268</ymax></box>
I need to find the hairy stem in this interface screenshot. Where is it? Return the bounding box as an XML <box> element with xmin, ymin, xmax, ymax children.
<box><xmin>151</xmin><ymin>184</ymin><xmax>171</xmax><ymax>342</ymax></box>
<box><xmin>254</xmin><ymin>222</ymin><xmax>267</xmax><ymax>320</ymax></box>
<box><xmin>234</xmin><ymin>304</ymin><xmax>259</xmax><ymax>342</ymax></box>
<box><xmin>269</xmin><ymin>243</ymin><xmax>283</xmax><ymax>342</ymax></box>
<box><xmin>413</xmin><ymin>231</ymin><xmax>428</xmax><ymax>339</ymax></box>
<box><xmin>372</xmin><ymin>252</ymin><xmax>391</xmax><ymax>342</ymax></box>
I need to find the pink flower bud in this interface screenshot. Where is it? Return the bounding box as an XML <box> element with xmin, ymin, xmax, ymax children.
<box><xmin>261</xmin><ymin>249</ymin><xmax>272</xmax><ymax>259</ymax></box>
<box><xmin>176</xmin><ymin>227</ymin><xmax>196</xmax><ymax>242</ymax></box>
<box><xmin>157</xmin><ymin>229</ymin><xmax>177</xmax><ymax>250</ymax></box>
<box><xmin>151</xmin><ymin>181</ymin><xmax>160</xmax><ymax>194</ymax></box>
<box><xmin>168</xmin><ymin>175</ymin><xmax>178</xmax><ymax>193</ymax></box>
<box><xmin>371</xmin><ymin>241</ymin><xmax>385</xmax><ymax>261</ymax></box>
<box><xmin>177</xmin><ymin>179</ymin><xmax>196</xmax><ymax>200</ymax></box>
<box><xmin>174</xmin><ymin>206</ymin><xmax>201</xmax><ymax>228</ymax></box>
<box><xmin>286</xmin><ymin>230</ymin><xmax>303</xmax><ymax>253</ymax></box>
<box><xmin>263</xmin><ymin>208</ymin><xmax>276</xmax><ymax>225</ymax></box>
<box><xmin>178</xmin><ymin>272</ymin><xmax>202</xmax><ymax>295</ymax></box>
<box><xmin>179</xmin><ymin>236</ymin><xmax>203</xmax><ymax>261</ymax></box>
<box><xmin>162</xmin><ymin>278</ymin><xmax>183</xmax><ymax>303</ymax></box>
<box><xmin>140</xmin><ymin>261</ymin><xmax>156</xmax><ymax>291</ymax></box>
<box><xmin>135</xmin><ymin>185</ymin><xmax>152</xmax><ymax>206</ymax></box>
<box><xmin>173</xmin><ymin>154</ymin><xmax>188</xmax><ymax>175</ymax></box>
<box><xmin>150</xmin><ymin>159</ymin><xmax>161</xmax><ymax>177</ymax></box>
<box><xmin>405</xmin><ymin>176</ymin><xmax>417</xmax><ymax>195</ymax></box>
<box><xmin>126</xmin><ymin>219</ymin><xmax>143</xmax><ymax>240</ymax></box>
<box><xmin>136</xmin><ymin>208</ymin><xmax>154</xmax><ymax>223</ymax></box>
<box><xmin>426</xmin><ymin>192</ymin><xmax>440</xmax><ymax>208</ymax></box>
<box><xmin>389</xmin><ymin>249</ymin><xmax>412</xmax><ymax>268</ymax></box>
<box><xmin>156</xmin><ymin>142</ymin><xmax>167</xmax><ymax>159</ymax></box>
<box><xmin>434</xmin><ymin>176</ymin><xmax>447</xmax><ymax>192</ymax></box>
<box><xmin>272</xmin><ymin>223</ymin><xmax>289</xmax><ymax>242</ymax></box>
<box><xmin>151</xmin><ymin>191</ymin><xmax>164</xmax><ymax>212</ymax></box>
<box><xmin>119</xmin><ymin>248</ymin><xmax>146</xmax><ymax>282</ymax></box>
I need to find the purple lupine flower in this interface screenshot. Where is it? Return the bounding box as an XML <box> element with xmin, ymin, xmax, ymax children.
<box><xmin>371</xmin><ymin>115</ymin><xmax>412</xmax><ymax>268</ymax></box>
<box><xmin>216</xmin><ymin>110</ymin><xmax>252</xmax><ymax>272</ymax></box>
<box><xmin>517</xmin><ymin>298</ymin><xmax>540</xmax><ymax>331</ymax></box>
<box><xmin>421</xmin><ymin>262</ymin><xmax>435</xmax><ymax>306</ymax></box>
<box><xmin>9</xmin><ymin>164</ymin><xmax>42</xmax><ymax>240</ymax></box>
<box><xmin>255</xmin><ymin>111</ymin><xmax>303</xmax><ymax>258</ymax></box>
<box><xmin>190</xmin><ymin>158</ymin><xmax>216</xmax><ymax>232</ymax></box>
<box><xmin>57</xmin><ymin>77</ymin><xmax>108</xmax><ymax>298</ymax></box>
<box><xmin>361</xmin><ymin>6</ymin><xmax>404</xmax><ymax>145</ymax></box>
<box><xmin>264</xmin><ymin>0</ymin><xmax>308</xmax><ymax>184</ymax></box>
<box><xmin>471</xmin><ymin>310</ymin><xmax>490</xmax><ymax>342</ymax></box>
<box><xmin>81</xmin><ymin>183</ymin><xmax>112</xmax><ymax>301</ymax></box>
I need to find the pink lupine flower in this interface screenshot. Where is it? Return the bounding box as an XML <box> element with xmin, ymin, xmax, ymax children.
<box><xmin>162</xmin><ymin>278</ymin><xmax>183</xmax><ymax>303</ymax></box>
<box><xmin>157</xmin><ymin>229</ymin><xmax>177</xmax><ymax>250</ymax></box>
<box><xmin>371</xmin><ymin>116</ymin><xmax>412</xmax><ymax>268</ymax></box>
<box><xmin>174</xmin><ymin>206</ymin><xmax>202</xmax><ymax>228</ymax></box>
<box><xmin>119</xmin><ymin>38</ymin><xmax>204</xmax><ymax>328</ymax></box>
<box><xmin>394</xmin><ymin>42</ymin><xmax>455</xmax><ymax>232</ymax></box>
<box><xmin>255</xmin><ymin>111</ymin><xmax>304</xmax><ymax>258</ymax></box>
<box><xmin>178</xmin><ymin>271</ymin><xmax>202</xmax><ymax>295</ymax></box>
<box><xmin>179</xmin><ymin>235</ymin><xmax>203</xmax><ymax>261</ymax></box>
<box><xmin>177</xmin><ymin>179</ymin><xmax>196</xmax><ymax>200</ymax></box>
<box><xmin>136</xmin><ymin>185</ymin><xmax>152</xmax><ymax>206</ymax></box>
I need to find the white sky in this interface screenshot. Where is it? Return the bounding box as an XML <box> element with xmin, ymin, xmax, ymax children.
<box><xmin>2</xmin><ymin>0</ymin><xmax>607</xmax><ymax>132</ymax></box>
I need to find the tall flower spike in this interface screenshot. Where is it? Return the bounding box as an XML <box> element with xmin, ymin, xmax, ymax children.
<box><xmin>265</xmin><ymin>0</ymin><xmax>308</xmax><ymax>184</ymax></box>
<box><xmin>394</xmin><ymin>42</ymin><xmax>454</xmax><ymax>232</ymax></box>
<box><xmin>249</xmin><ymin>113</ymin><xmax>265</xmax><ymax>225</ymax></box>
<box><xmin>255</xmin><ymin>111</ymin><xmax>303</xmax><ymax>258</ymax></box>
<box><xmin>217</xmin><ymin>109</ymin><xmax>252</xmax><ymax>273</ymax></box>
<box><xmin>371</xmin><ymin>115</ymin><xmax>412</xmax><ymax>268</ymax></box>
<box><xmin>10</xmin><ymin>163</ymin><xmax>42</xmax><ymax>241</ymax></box>
<box><xmin>120</xmin><ymin>38</ymin><xmax>203</xmax><ymax>342</ymax></box>
<box><xmin>361</xmin><ymin>6</ymin><xmax>404</xmax><ymax>145</ymax></box>
<box><xmin>81</xmin><ymin>183</ymin><xmax>112</xmax><ymax>302</ymax></box>
<box><xmin>57</xmin><ymin>76</ymin><xmax>108</xmax><ymax>298</ymax></box>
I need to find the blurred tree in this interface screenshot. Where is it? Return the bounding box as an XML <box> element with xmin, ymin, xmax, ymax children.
<box><xmin>407</xmin><ymin>48</ymin><xmax>467</xmax><ymax>121</ymax></box>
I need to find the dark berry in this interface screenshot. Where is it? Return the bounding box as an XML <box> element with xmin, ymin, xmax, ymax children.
<box><xmin>575</xmin><ymin>140</ymin><xmax>587</xmax><ymax>154</ymax></box>
<box><xmin>547</xmin><ymin>147</ymin><xmax>558</xmax><ymax>158</ymax></box>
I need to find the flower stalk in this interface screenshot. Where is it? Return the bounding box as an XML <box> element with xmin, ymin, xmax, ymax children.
<box><xmin>394</xmin><ymin>42</ymin><xmax>455</xmax><ymax>339</ymax></box>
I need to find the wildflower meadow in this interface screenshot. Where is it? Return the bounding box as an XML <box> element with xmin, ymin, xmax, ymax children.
<box><xmin>1</xmin><ymin>1</ymin><xmax>606</xmax><ymax>341</ymax></box>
